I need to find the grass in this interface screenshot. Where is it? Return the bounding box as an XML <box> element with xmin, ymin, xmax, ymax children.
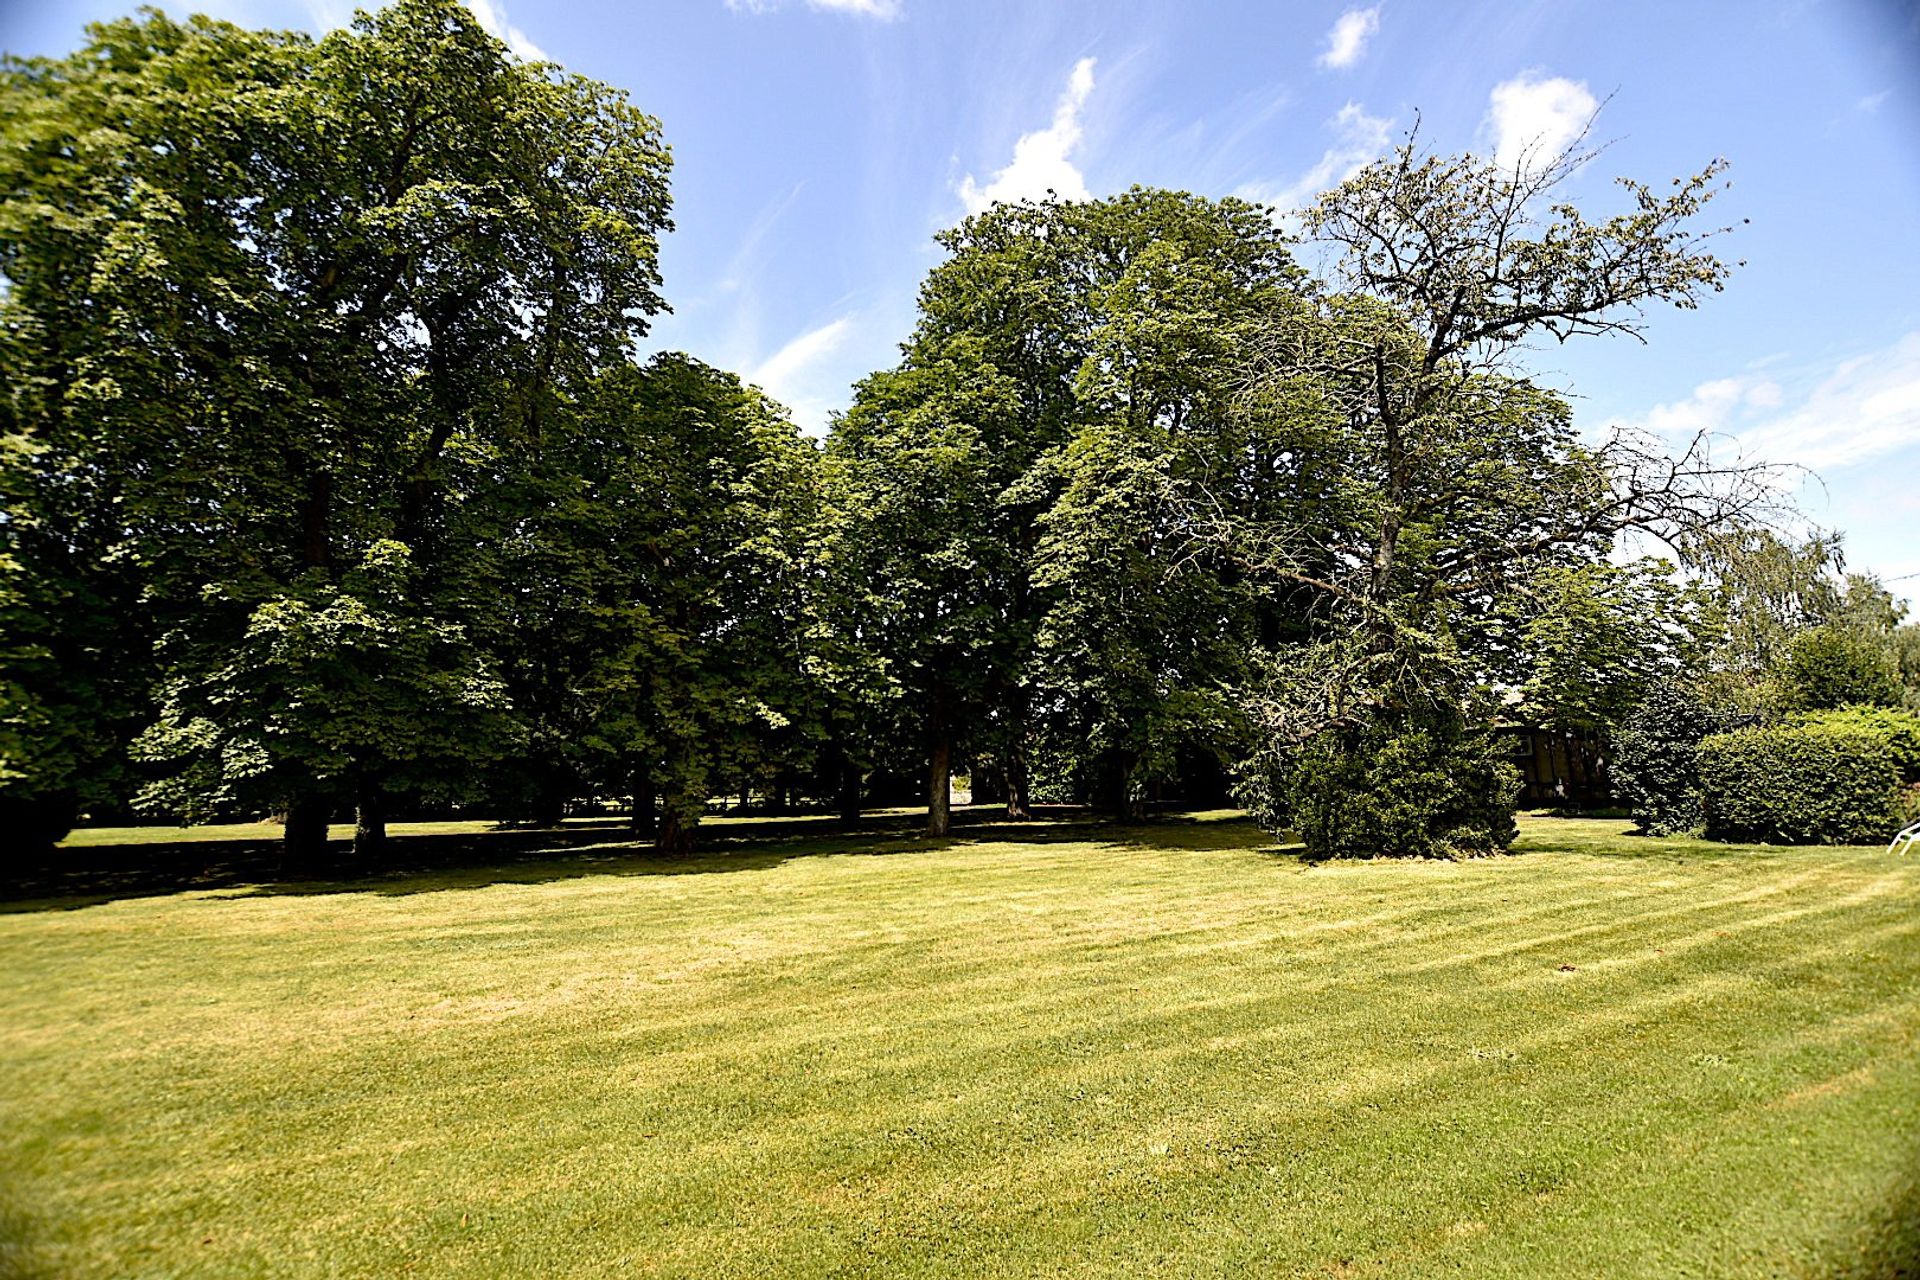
<box><xmin>2</xmin><ymin>812</ymin><xmax>1917</xmax><ymax>1278</ymax></box>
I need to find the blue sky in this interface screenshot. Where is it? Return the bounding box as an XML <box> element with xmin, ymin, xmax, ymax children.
<box><xmin>6</xmin><ymin>0</ymin><xmax>1919</xmax><ymax>601</ymax></box>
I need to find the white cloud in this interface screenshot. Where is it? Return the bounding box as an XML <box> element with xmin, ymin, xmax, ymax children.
<box><xmin>1736</xmin><ymin>334</ymin><xmax>1920</xmax><ymax>471</ymax></box>
<box><xmin>1857</xmin><ymin>89</ymin><xmax>1892</xmax><ymax>113</ymax></box>
<box><xmin>749</xmin><ymin>316</ymin><xmax>855</xmax><ymax>434</ymax></box>
<box><xmin>1317</xmin><ymin>7</ymin><xmax>1380</xmax><ymax>70</ymax></box>
<box><xmin>808</xmin><ymin>0</ymin><xmax>902</xmax><ymax>15</ymax></box>
<box><xmin>1610</xmin><ymin>333</ymin><xmax>1920</xmax><ymax>474</ymax></box>
<box><xmin>726</xmin><ymin>0</ymin><xmax>902</xmax><ymax>18</ymax></box>
<box><xmin>466</xmin><ymin>0</ymin><xmax>547</xmax><ymax>60</ymax></box>
<box><xmin>1486</xmin><ymin>72</ymin><xmax>1597</xmax><ymax>171</ymax></box>
<box><xmin>1236</xmin><ymin>101</ymin><xmax>1392</xmax><ymax>213</ymax></box>
<box><xmin>957</xmin><ymin>57</ymin><xmax>1098</xmax><ymax>215</ymax></box>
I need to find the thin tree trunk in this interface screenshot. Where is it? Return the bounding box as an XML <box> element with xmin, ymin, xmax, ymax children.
<box><xmin>354</xmin><ymin>788</ymin><xmax>387</xmax><ymax>861</ymax></box>
<box><xmin>630</xmin><ymin>772</ymin><xmax>657</xmax><ymax>838</ymax></box>
<box><xmin>1101</xmin><ymin>752</ymin><xmax>1142</xmax><ymax>822</ymax></box>
<box><xmin>1002</xmin><ymin>683</ymin><xmax>1035</xmax><ymax>820</ymax></box>
<box><xmin>928</xmin><ymin>727</ymin><xmax>953</xmax><ymax>837</ymax></box>
<box><xmin>837</xmin><ymin>758</ymin><xmax>863</xmax><ymax>825</ymax></box>
<box><xmin>1005</xmin><ymin>745</ymin><xmax>1034</xmax><ymax>821</ymax></box>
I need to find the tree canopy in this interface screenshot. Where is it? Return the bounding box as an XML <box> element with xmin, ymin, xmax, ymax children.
<box><xmin>5</xmin><ymin>1</ymin><xmax>1892</xmax><ymax>864</ymax></box>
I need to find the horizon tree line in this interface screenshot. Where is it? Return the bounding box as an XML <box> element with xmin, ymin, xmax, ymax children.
<box><xmin>4</xmin><ymin>0</ymin><xmax>1914</xmax><ymax>868</ymax></box>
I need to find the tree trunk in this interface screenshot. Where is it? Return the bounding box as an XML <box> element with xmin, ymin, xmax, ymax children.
<box><xmin>282</xmin><ymin>793</ymin><xmax>331</xmax><ymax>872</ymax></box>
<box><xmin>928</xmin><ymin>727</ymin><xmax>953</xmax><ymax>837</ymax></box>
<box><xmin>354</xmin><ymin>789</ymin><xmax>387</xmax><ymax>861</ymax></box>
<box><xmin>836</xmin><ymin>758</ymin><xmax>863</xmax><ymax>825</ymax></box>
<box><xmin>630</xmin><ymin>772</ymin><xmax>657</xmax><ymax>838</ymax></box>
<box><xmin>1005</xmin><ymin>749</ymin><xmax>1034</xmax><ymax>821</ymax></box>
<box><xmin>1004</xmin><ymin>684</ymin><xmax>1035</xmax><ymax>819</ymax></box>
<box><xmin>530</xmin><ymin>776</ymin><xmax>569</xmax><ymax>828</ymax></box>
<box><xmin>656</xmin><ymin>800</ymin><xmax>698</xmax><ymax>855</ymax></box>
<box><xmin>1100</xmin><ymin>752</ymin><xmax>1142</xmax><ymax>822</ymax></box>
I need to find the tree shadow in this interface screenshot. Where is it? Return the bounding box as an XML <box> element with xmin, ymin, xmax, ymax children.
<box><xmin>1</xmin><ymin>807</ymin><xmax>1270</xmax><ymax>913</ymax></box>
<box><xmin>0</xmin><ymin>1188</ymin><xmax>47</xmax><ymax>1280</ymax></box>
<box><xmin>1841</xmin><ymin>1156</ymin><xmax>1920</xmax><ymax>1278</ymax></box>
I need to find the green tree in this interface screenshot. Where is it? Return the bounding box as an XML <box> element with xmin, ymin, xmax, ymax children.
<box><xmin>832</xmin><ymin>190</ymin><xmax>1301</xmax><ymax>829</ymax></box>
<box><xmin>1773</xmin><ymin>624</ymin><xmax>1903</xmax><ymax>712</ymax></box>
<box><xmin>558</xmin><ymin>356</ymin><xmax>821</xmax><ymax>852</ymax></box>
<box><xmin>1223</xmin><ymin>136</ymin><xmax>1772</xmax><ymax>856</ymax></box>
<box><xmin>823</xmin><ymin>354</ymin><xmax>1019</xmax><ymax>836</ymax></box>
<box><xmin>1611</xmin><ymin>681</ymin><xmax>1731</xmax><ymax>835</ymax></box>
<box><xmin>134</xmin><ymin>542</ymin><xmax>514</xmax><ymax>855</ymax></box>
<box><xmin>0</xmin><ymin>1</ymin><xmax>672</xmax><ymax>861</ymax></box>
<box><xmin>1514</xmin><ymin>559</ymin><xmax>1706</xmax><ymax>740</ymax></box>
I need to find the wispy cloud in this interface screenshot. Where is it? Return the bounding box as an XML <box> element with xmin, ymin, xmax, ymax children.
<box><xmin>1317</xmin><ymin>7</ymin><xmax>1380</xmax><ymax>70</ymax></box>
<box><xmin>749</xmin><ymin>316</ymin><xmax>856</xmax><ymax>434</ymax></box>
<box><xmin>1609</xmin><ymin>332</ymin><xmax>1920</xmax><ymax>474</ymax></box>
<box><xmin>957</xmin><ymin>57</ymin><xmax>1098</xmax><ymax>214</ymax></box>
<box><xmin>726</xmin><ymin>0</ymin><xmax>902</xmax><ymax>19</ymax></box>
<box><xmin>1857</xmin><ymin>88</ymin><xmax>1892</xmax><ymax>113</ymax></box>
<box><xmin>809</xmin><ymin>0</ymin><xmax>901</xmax><ymax>15</ymax></box>
<box><xmin>466</xmin><ymin>0</ymin><xmax>547</xmax><ymax>60</ymax></box>
<box><xmin>720</xmin><ymin>183</ymin><xmax>807</xmax><ymax>293</ymax></box>
<box><xmin>1485</xmin><ymin>71</ymin><xmax>1596</xmax><ymax>171</ymax></box>
<box><xmin>299</xmin><ymin>0</ymin><xmax>353</xmax><ymax>31</ymax></box>
<box><xmin>1236</xmin><ymin>101</ymin><xmax>1392</xmax><ymax>213</ymax></box>
<box><xmin>1736</xmin><ymin>335</ymin><xmax>1920</xmax><ymax>471</ymax></box>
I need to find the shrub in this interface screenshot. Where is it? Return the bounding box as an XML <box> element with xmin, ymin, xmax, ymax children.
<box><xmin>1773</xmin><ymin>625</ymin><xmax>1903</xmax><ymax>711</ymax></box>
<box><xmin>1787</xmin><ymin>705</ymin><xmax>1920</xmax><ymax>781</ymax></box>
<box><xmin>1287</xmin><ymin>713</ymin><xmax>1521</xmax><ymax>859</ymax></box>
<box><xmin>1697</xmin><ymin>724</ymin><xmax>1899</xmax><ymax>845</ymax></box>
<box><xmin>1611</xmin><ymin>683</ymin><xmax>1726</xmax><ymax>835</ymax></box>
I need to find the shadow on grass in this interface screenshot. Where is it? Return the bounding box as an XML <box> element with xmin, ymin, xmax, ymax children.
<box><xmin>1843</xmin><ymin>1159</ymin><xmax>1920</xmax><ymax>1279</ymax></box>
<box><xmin>2</xmin><ymin>808</ymin><xmax>1275</xmax><ymax>914</ymax></box>
<box><xmin>1510</xmin><ymin>816</ymin><xmax>1892</xmax><ymax>867</ymax></box>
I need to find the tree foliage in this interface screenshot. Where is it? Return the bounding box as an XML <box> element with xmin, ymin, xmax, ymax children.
<box><xmin>1</xmin><ymin>4</ymin><xmax>1847</xmax><ymax>865</ymax></box>
<box><xmin>1212</xmin><ymin>135</ymin><xmax>1771</xmax><ymax>855</ymax></box>
<box><xmin>0</xmin><ymin>0</ymin><xmax>673</xmax><ymax>856</ymax></box>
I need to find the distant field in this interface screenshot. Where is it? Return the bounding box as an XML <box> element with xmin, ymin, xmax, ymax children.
<box><xmin>3</xmin><ymin>814</ymin><xmax>1917</xmax><ymax>1278</ymax></box>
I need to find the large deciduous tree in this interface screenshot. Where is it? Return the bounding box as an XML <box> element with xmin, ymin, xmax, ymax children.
<box><xmin>1222</xmin><ymin>136</ymin><xmax>1777</xmax><ymax>856</ymax></box>
<box><xmin>832</xmin><ymin>190</ymin><xmax>1305</xmax><ymax>831</ymax></box>
<box><xmin>0</xmin><ymin>1</ymin><xmax>672</xmax><ymax>860</ymax></box>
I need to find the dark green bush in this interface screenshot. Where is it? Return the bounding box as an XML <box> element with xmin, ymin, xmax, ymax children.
<box><xmin>1611</xmin><ymin>683</ymin><xmax>1726</xmax><ymax>835</ymax></box>
<box><xmin>1787</xmin><ymin>705</ymin><xmax>1920</xmax><ymax>781</ymax></box>
<box><xmin>1287</xmin><ymin>713</ymin><xmax>1520</xmax><ymax>859</ymax></box>
<box><xmin>1698</xmin><ymin>724</ymin><xmax>1899</xmax><ymax>845</ymax></box>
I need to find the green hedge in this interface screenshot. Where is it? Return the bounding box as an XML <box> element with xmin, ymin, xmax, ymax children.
<box><xmin>1698</xmin><ymin>724</ymin><xmax>1899</xmax><ymax>845</ymax></box>
<box><xmin>1786</xmin><ymin>705</ymin><xmax>1920</xmax><ymax>781</ymax></box>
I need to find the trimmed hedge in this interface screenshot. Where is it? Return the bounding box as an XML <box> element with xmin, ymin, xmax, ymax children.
<box><xmin>1787</xmin><ymin>705</ymin><xmax>1920</xmax><ymax>781</ymax></box>
<box><xmin>1698</xmin><ymin>724</ymin><xmax>1899</xmax><ymax>845</ymax></box>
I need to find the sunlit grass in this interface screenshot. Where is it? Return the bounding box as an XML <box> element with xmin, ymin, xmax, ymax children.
<box><xmin>4</xmin><ymin>813</ymin><xmax>1917</xmax><ymax>1277</ymax></box>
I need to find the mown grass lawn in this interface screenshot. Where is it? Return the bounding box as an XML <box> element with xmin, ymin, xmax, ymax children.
<box><xmin>3</xmin><ymin>813</ymin><xmax>1917</xmax><ymax>1278</ymax></box>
